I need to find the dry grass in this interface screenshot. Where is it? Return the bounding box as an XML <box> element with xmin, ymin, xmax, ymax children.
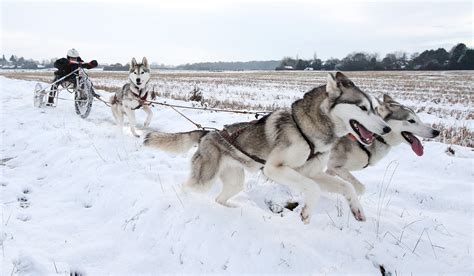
<box><xmin>431</xmin><ymin>122</ymin><xmax>473</xmax><ymax>148</ymax></box>
<box><xmin>2</xmin><ymin>69</ymin><xmax>472</xmax><ymax>147</ymax></box>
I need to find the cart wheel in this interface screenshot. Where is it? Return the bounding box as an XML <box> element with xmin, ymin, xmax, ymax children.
<box><xmin>33</xmin><ymin>83</ymin><xmax>46</xmax><ymax>108</ymax></box>
<box><xmin>74</xmin><ymin>80</ymin><xmax>93</xmax><ymax>119</ymax></box>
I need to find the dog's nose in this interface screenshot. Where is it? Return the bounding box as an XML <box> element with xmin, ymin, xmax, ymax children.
<box><xmin>432</xmin><ymin>129</ymin><xmax>440</xmax><ymax>137</ymax></box>
<box><xmin>136</xmin><ymin>78</ymin><xmax>141</xmax><ymax>83</ymax></box>
<box><xmin>383</xmin><ymin>126</ymin><xmax>391</xmax><ymax>134</ymax></box>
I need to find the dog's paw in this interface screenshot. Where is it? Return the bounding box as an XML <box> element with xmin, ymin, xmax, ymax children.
<box><xmin>300</xmin><ymin>206</ymin><xmax>311</xmax><ymax>224</ymax></box>
<box><xmin>224</xmin><ymin>202</ymin><xmax>238</xmax><ymax>208</ymax></box>
<box><xmin>350</xmin><ymin>205</ymin><xmax>366</xmax><ymax>221</ymax></box>
<box><xmin>69</xmin><ymin>269</ymin><xmax>86</xmax><ymax>276</ymax></box>
<box><xmin>215</xmin><ymin>198</ymin><xmax>238</xmax><ymax>208</ymax></box>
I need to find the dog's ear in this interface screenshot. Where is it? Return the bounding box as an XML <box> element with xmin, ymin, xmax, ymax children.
<box><xmin>142</xmin><ymin>57</ymin><xmax>149</xmax><ymax>68</ymax></box>
<box><xmin>131</xmin><ymin>57</ymin><xmax>137</xmax><ymax>68</ymax></box>
<box><xmin>335</xmin><ymin>72</ymin><xmax>348</xmax><ymax>82</ymax></box>
<box><xmin>375</xmin><ymin>96</ymin><xmax>383</xmax><ymax>106</ymax></box>
<box><xmin>335</xmin><ymin>71</ymin><xmax>355</xmax><ymax>88</ymax></box>
<box><xmin>376</xmin><ymin>100</ymin><xmax>391</xmax><ymax>118</ymax></box>
<box><xmin>377</xmin><ymin>95</ymin><xmax>398</xmax><ymax>118</ymax></box>
<box><xmin>326</xmin><ymin>73</ymin><xmax>341</xmax><ymax>99</ymax></box>
<box><xmin>383</xmin><ymin>94</ymin><xmax>394</xmax><ymax>104</ymax></box>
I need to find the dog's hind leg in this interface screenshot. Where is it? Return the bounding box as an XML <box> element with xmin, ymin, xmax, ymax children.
<box><xmin>183</xmin><ymin>143</ymin><xmax>221</xmax><ymax>193</ymax></box>
<box><xmin>216</xmin><ymin>166</ymin><xmax>244</xmax><ymax>207</ymax></box>
<box><xmin>111</xmin><ymin>104</ymin><xmax>124</xmax><ymax>133</ymax></box>
<box><xmin>310</xmin><ymin>172</ymin><xmax>366</xmax><ymax>222</ymax></box>
<box><xmin>123</xmin><ymin>109</ymin><xmax>139</xmax><ymax>137</ymax></box>
<box><xmin>327</xmin><ymin>167</ymin><xmax>366</xmax><ymax>195</ymax></box>
<box><xmin>142</xmin><ymin>105</ymin><xmax>153</xmax><ymax>128</ymax></box>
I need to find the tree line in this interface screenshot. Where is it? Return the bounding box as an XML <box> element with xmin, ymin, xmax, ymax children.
<box><xmin>176</xmin><ymin>60</ymin><xmax>280</xmax><ymax>71</ymax></box>
<box><xmin>2</xmin><ymin>43</ymin><xmax>472</xmax><ymax>71</ymax></box>
<box><xmin>277</xmin><ymin>43</ymin><xmax>473</xmax><ymax>71</ymax></box>
<box><xmin>0</xmin><ymin>54</ymin><xmax>53</xmax><ymax>69</ymax></box>
<box><xmin>0</xmin><ymin>55</ymin><xmax>172</xmax><ymax>71</ymax></box>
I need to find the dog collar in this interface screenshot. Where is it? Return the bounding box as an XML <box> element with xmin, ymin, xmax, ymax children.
<box><xmin>375</xmin><ymin>136</ymin><xmax>387</xmax><ymax>144</ymax></box>
<box><xmin>356</xmin><ymin>142</ymin><xmax>371</xmax><ymax>168</ymax></box>
<box><xmin>348</xmin><ymin>133</ymin><xmax>357</xmax><ymax>141</ymax></box>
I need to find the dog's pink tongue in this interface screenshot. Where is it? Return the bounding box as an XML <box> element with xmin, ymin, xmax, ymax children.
<box><xmin>407</xmin><ymin>133</ymin><xmax>424</xmax><ymax>156</ymax></box>
<box><xmin>358</xmin><ymin>124</ymin><xmax>374</xmax><ymax>141</ymax></box>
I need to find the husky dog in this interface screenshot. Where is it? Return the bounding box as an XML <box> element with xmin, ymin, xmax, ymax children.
<box><xmin>110</xmin><ymin>57</ymin><xmax>155</xmax><ymax>137</ymax></box>
<box><xmin>144</xmin><ymin>72</ymin><xmax>391</xmax><ymax>224</ymax></box>
<box><xmin>327</xmin><ymin>94</ymin><xmax>440</xmax><ymax>194</ymax></box>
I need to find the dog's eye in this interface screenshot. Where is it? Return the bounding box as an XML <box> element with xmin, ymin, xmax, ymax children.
<box><xmin>359</xmin><ymin>106</ymin><xmax>367</xmax><ymax>111</ymax></box>
<box><xmin>408</xmin><ymin>119</ymin><xmax>416</xmax><ymax>124</ymax></box>
<box><xmin>141</xmin><ymin>72</ymin><xmax>144</xmax><ymax>74</ymax></box>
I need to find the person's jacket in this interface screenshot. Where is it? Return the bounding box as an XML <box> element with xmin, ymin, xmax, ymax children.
<box><xmin>54</xmin><ymin>57</ymin><xmax>98</xmax><ymax>77</ymax></box>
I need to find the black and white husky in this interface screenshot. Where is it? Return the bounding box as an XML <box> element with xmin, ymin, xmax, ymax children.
<box><xmin>144</xmin><ymin>72</ymin><xmax>391</xmax><ymax>224</ymax></box>
<box><xmin>327</xmin><ymin>94</ymin><xmax>440</xmax><ymax>194</ymax></box>
<box><xmin>110</xmin><ymin>57</ymin><xmax>155</xmax><ymax>137</ymax></box>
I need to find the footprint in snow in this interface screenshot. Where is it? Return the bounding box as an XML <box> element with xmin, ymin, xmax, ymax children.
<box><xmin>17</xmin><ymin>196</ymin><xmax>31</xmax><ymax>209</ymax></box>
<box><xmin>16</xmin><ymin>213</ymin><xmax>31</xmax><ymax>222</ymax></box>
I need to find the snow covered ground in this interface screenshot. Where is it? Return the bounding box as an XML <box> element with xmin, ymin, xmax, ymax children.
<box><xmin>1</xmin><ymin>76</ymin><xmax>473</xmax><ymax>275</ymax></box>
<box><xmin>4</xmin><ymin>69</ymin><xmax>473</xmax><ymax>147</ymax></box>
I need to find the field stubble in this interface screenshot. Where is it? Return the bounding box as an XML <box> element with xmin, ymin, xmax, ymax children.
<box><xmin>2</xmin><ymin>70</ymin><xmax>472</xmax><ymax>147</ymax></box>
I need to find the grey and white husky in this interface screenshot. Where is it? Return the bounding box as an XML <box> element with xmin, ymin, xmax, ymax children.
<box><xmin>144</xmin><ymin>72</ymin><xmax>391</xmax><ymax>224</ymax></box>
<box><xmin>110</xmin><ymin>57</ymin><xmax>155</xmax><ymax>137</ymax></box>
<box><xmin>327</xmin><ymin>94</ymin><xmax>440</xmax><ymax>194</ymax></box>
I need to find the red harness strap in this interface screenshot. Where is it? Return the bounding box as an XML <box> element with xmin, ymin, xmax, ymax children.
<box><xmin>131</xmin><ymin>90</ymin><xmax>154</xmax><ymax>110</ymax></box>
<box><xmin>131</xmin><ymin>91</ymin><xmax>148</xmax><ymax>101</ymax></box>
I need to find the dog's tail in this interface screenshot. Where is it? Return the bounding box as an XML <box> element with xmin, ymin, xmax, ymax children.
<box><xmin>144</xmin><ymin>130</ymin><xmax>209</xmax><ymax>153</ymax></box>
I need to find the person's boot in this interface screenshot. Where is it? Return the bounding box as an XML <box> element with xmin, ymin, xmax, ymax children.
<box><xmin>91</xmin><ymin>88</ymin><xmax>100</xmax><ymax>98</ymax></box>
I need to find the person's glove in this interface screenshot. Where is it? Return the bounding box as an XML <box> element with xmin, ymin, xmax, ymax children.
<box><xmin>89</xmin><ymin>60</ymin><xmax>98</xmax><ymax>68</ymax></box>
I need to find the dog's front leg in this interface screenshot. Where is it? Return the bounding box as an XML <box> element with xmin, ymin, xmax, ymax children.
<box><xmin>142</xmin><ymin>105</ymin><xmax>153</xmax><ymax>128</ymax></box>
<box><xmin>310</xmin><ymin>172</ymin><xmax>366</xmax><ymax>222</ymax></box>
<box><xmin>263</xmin><ymin>161</ymin><xmax>321</xmax><ymax>224</ymax></box>
<box><xmin>124</xmin><ymin>109</ymin><xmax>139</xmax><ymax>137</ymax></box>
<box><xmin>326</xmin><ymin>167</ymin><xmax>366</xmax><ymax>195</ymax></box>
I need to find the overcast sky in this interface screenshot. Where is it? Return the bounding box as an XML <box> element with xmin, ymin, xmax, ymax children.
<box><xmin>2</xmin><ymin>0</ymin><xmax>472</xmax><ymax>65</ymax></box>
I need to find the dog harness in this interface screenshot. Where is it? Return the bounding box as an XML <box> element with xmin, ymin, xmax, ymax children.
<box><xmin>130</xmin><ymin>84</ymin><xmax>155</xmax><ymax>110</ymax></box>
<box><xmin>131</xmin><ymin>90</ymin><xmax>150</xmax><ymax>110</ymax></box>
<box><xmin>292</xmin><ymin>113</ymin><xmax>321</xmax><ymax>161</ymax></box>
<box><xmin>219</xmin><ymin>124</ymin><xmax>267</xmax><ymax>165</ymax></box>
<box><xmin>218</xmin><ymin>114</ymin><xmax>321</xmax><ymax>166</ymax></box>
<box><xmin>356</xmin><ymin>136</ymin><xmax>387</xmax><ymax>168</ymax></box>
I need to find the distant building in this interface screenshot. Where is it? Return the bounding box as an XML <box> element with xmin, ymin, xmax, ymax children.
<box><xmin>1</xmin><ymin>65</ymin><xmax>16</xmax><ymax>69</ymax></box>
<box><xmin>275</xmin><ymin>65</ymin><xmax>294</xmax><ymax>71</ymax></box>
